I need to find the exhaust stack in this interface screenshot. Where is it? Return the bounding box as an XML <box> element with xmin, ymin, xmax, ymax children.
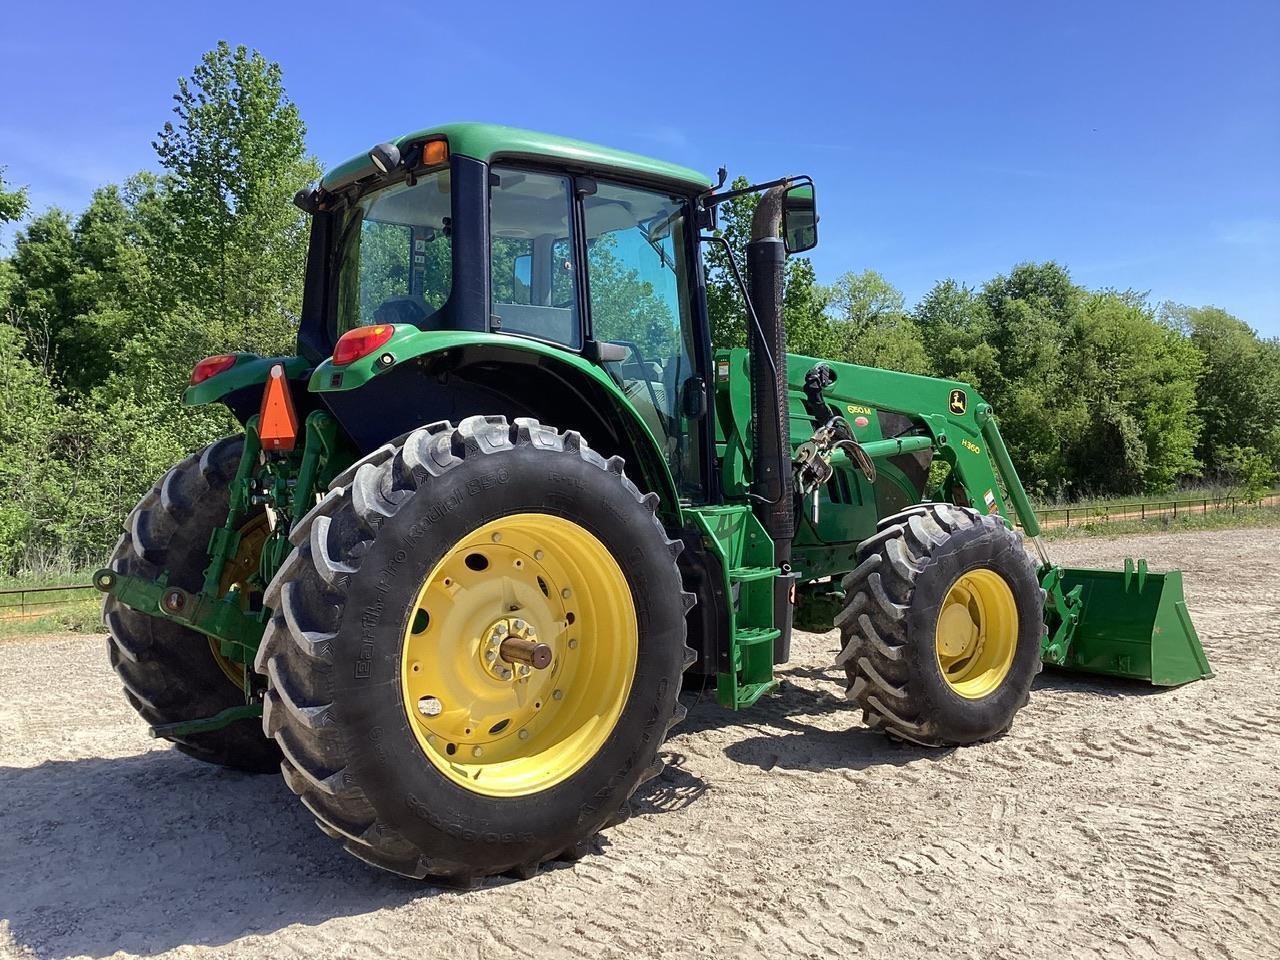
<box><xmin>746</xmin><ymin>185</ymin><xmax>795</xmax><ymax>663</ymax></box>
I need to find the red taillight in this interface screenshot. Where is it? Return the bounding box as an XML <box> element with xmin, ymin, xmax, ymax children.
<box><xmin>190</xmin><ymin>354</ymin><xmax>238</xmax><ymax>385</ymax></box>
<box><xmin>333</xmin><ymin>324</ymin><xmax>395</xmax><ymax>366</ymax></box>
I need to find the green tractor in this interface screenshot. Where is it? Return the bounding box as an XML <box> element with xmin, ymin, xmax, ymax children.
<box><xmin>96</xmin><ymin>123</ymin><xmax>1211</xmax><ymax>882</ymax></box>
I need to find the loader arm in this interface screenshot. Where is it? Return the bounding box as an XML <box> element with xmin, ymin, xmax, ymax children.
<box><xmin>714</xmin><ymin>350</ymin><xmax>1211</xmax><ymax>687</ymax></box>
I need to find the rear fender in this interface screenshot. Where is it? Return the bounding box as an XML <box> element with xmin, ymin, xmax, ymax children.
<box><xmin>310</xmin><ymin>328</ymin><xmax>683</xmax><ymax>522</ymax></box>
<box><xmin>184</xmin><ymin>354</ymin><xmax>311</xmax><ymax>425</ymax></box>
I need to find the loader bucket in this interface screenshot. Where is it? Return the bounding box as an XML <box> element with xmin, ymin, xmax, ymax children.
<box><xmin>1056</xmin><ymin>559</ymin><xmax>1213</xmax><ymax>686</ymax></box>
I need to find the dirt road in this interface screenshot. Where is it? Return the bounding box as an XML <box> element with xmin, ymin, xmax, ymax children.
<box><xmin>2</xmin><ymin>528</ymin><xmax>1277</xmax><ymax>960</ymax></box>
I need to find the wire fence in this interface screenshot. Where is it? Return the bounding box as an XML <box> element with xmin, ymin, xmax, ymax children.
<box><xmin>0</xmin><ymin>583</ymin><xmax>97</xmax><ymax>622</ymax></box>
<box><xmin>1034</xmin><ymin>491</ymin><xmax>1280</xmax><ymax>530</ymax></box>
<box><xmin>3</xmin><ymin>492</ymin><xmax>1280</xmax><ymax>612</ymax></box>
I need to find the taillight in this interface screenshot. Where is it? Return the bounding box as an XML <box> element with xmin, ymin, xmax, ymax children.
<box><xmin>333</xmin><ymin>325</ymin><xmax>394</xmax><ymax>366</ymax></box>
<box><xmin>190</xmin><ymin>354</ymin><xmax>238</xmax><ymax>385</ymax></box>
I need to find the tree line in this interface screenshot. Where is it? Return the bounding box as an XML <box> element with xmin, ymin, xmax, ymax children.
<box><xmin>1</xmin><ymin>43</ymin><xmax>1277</xmax><ymax>575</ymax></box>
<box><xmin>706</xmin><ymin>181</ymin><xmax>1280</xmax><ymax>504</ymax></box>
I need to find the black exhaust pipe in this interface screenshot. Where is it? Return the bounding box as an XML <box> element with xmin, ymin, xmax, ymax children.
<box><xmin>746</xmin><ymin>186</ymin><xmax>795</xmax><ymax>664</ymax></box>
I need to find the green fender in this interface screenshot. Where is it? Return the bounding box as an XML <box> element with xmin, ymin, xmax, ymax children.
<box><xmin>309</xmin><ymin>326</ymin><xmax>684</xmax><ymax>521</ymax></box>
<box><xmin>183</xmin><ymin>353</ymin><xmax>311</xmax><ymax>408</ymax></box>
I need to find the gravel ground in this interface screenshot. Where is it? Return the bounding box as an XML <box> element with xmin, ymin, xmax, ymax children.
<box><xmin>1</xmin><ymin>527</ymin><xmax>1277</xmax><ymax>960</ymax></box>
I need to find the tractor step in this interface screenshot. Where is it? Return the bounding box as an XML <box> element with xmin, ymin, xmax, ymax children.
<box><xmin>733</xmin><ymin>626</ymin><xmax>782</xmax><ymax>647</ymax></box>
<box><xmin>728</xmin><ymin>566</ymin><xmax>777</xmax><ymax>582</ymax></box>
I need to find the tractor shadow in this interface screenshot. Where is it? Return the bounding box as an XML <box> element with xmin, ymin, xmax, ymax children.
<box><xmin>1033</xmin><ymin>666</ymin><xmax>1173</xmax><ymax>698</ymax></box>
<box><xmin>0</xmin><ymin>745</ymin><xmax>696</xmax><ymax>960</ymax></box>
<box><xmin>0</xmin><ymin>749</ymin><xmax>426</xmax><ymax>958</ymax></box>
<box><xmin>683</xmin><ymin>663</ymin><xmax>956</xmax><ymax>774</ymax></box>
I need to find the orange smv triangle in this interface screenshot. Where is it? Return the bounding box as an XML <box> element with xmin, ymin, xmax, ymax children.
<box><xmin>259</xmin><ymin>363</ymin><xmax>299</xmax><ymax>453</ymax></box>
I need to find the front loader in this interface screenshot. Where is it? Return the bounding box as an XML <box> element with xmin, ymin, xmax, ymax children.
<box><xmin>96</xmin><ymin>123</ymin><xmax>1211</xmax><ymax>881</ymax></box>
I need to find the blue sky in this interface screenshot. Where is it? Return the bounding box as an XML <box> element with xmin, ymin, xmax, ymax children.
<box><xmin>2</xmin><ymin>1</ymin><xmax>1277</xmax><ymax>333</ymax></box>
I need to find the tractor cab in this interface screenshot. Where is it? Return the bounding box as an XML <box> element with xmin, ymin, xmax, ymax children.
<box><xmin>297</xmin><ymin>124</ymin><xmax>716</xmax><ymax>501</ymax></box>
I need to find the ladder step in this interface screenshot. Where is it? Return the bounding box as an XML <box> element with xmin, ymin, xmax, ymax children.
<box><xmin>728</xmin><ymin>566</ymin><xmax>777</xmax><ymax>583</ymax></box>
<box><xmin>734</xmin><ymin>626</ymin><xmax>781</xmax><ymax>646</ymax></box>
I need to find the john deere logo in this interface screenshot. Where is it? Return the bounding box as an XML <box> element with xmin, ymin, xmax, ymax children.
<box><xmin>948</xmin><ymin>389</ymin><xmax>967</xmax><ymax>415</ymax></box>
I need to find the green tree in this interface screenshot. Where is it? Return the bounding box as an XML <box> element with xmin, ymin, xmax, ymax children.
<box><xmin>0</xmin><ymin>324</ymin><xmax>70</xmax><ymax>570</ymax></box>
<box><xmin>914</xmin><ymin>279</ymin><xmax>1001</xmax><ymax>390</ymax></box>
<box><xmin>1065</xmin><ymin>292</ymin><xmax>1201</xmax><ymax>493</ymax></box>
<box><xmin>825</xmin><ymin>269</ymin><xmax>931</xmax><ymax>374</ymax></box>
<box><xmin>0</xmin><ymin>169</ymin><xmax>27</xmax><ymax>227</ymax></box>
<box><xmin>153</xmin><ymin>40</ymin><xmax>320</xmax><ymax>354</ymax></box>
<box><xmin>1163</xmin><ymin>304</ymin><xmax>1280</xmax><ymax>481</ymax></box>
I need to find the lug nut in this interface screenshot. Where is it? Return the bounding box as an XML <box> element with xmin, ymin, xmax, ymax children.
<box><xmin>552</xmin><ymin>689</ymin><xmax>564</xmax><ymax>701</ymax></box>
<box><xmin>417</xmin><ymin>697</ymin><xmax>443</xmax><ymax>717</ymax></box>
<box><xmin>518</xmin><ymin>729</ymin><xmax>530</xmax><ymax>741</ymax></box>
<box><xmin>472</xmin><ymin>746</ymin><xmax>484</xmax><ymax>758</ymax></box>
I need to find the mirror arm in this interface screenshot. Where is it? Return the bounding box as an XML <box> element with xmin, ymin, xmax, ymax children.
<box><xmin>699</xmin><ymin>174</ymin><xmax>796</xmax><ymax>208</ymax></box>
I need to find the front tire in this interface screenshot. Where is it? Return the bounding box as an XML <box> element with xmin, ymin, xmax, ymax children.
<box><xmin>256</xmin><ymin>416</ymin><xmax>694</xmax><ymax>882</ymax></box>
<box><xmin>835</xmin><ymin>503</ymin><xmax>1044</xmax><ymax>746</ymax></box>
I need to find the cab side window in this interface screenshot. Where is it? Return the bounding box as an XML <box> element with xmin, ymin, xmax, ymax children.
<box><xmin>489</xmin><ymin>168</ymin><xmax>580</xmax><ymax>348</ymax></box>
<box><xmin>583</xmin><ymin>181</ymin><xmax>703</xmax><ymax>499</ymax></box>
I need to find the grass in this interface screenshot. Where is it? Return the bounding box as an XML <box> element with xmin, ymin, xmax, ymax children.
<box><xmin>0</xmin><ymin>597</ymin><xmax>105</xmax><ymax>637</ymax></box>
<box><xmin>1042</xmin><ymin>502</ymin><xmax>1280</xmax><ymax>540</ymax></box>
<box><xmin>0</xmin><ymin>566</ymin><xmax>103</xmax><ymax>638</ymax></box>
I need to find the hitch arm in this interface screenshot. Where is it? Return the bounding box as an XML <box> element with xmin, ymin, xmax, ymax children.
<box><xmin>93</xmin><ymin>569</ymin><xmax>267</xmax><ymax>664</ymax></box>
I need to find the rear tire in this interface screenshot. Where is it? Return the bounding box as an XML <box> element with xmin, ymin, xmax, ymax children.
<box><xmin>256</xmin><ymin>416</ymin><xmax>694</xmax><ymax>882</ymax></box>
<box><xmin>104</xmin><ymin>436</ymin><xmax>280</xmax><ymax>773</ymax></box>
<box><xmin>835</xmin><ymin>503</ymin><xmax>1044</xmax><ymax>746</ymax></box>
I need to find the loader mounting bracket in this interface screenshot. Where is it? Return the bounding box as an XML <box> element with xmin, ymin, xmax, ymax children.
<box><xmin>1040</xmin><ymin>565</ymin><xmax>1083</xmax><ymax>665</ymax></box>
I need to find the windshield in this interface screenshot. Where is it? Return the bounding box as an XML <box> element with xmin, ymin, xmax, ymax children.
<box><xmin>336</xmin><ymin>168</ymin><xmax>452</xmax><ymax>333</ymax></box>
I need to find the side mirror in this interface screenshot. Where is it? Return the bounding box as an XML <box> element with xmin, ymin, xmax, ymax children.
<box><xmin>782</xmin><ymin>181</ymin><xmax>817</xmax><ymax>254</ymax></box>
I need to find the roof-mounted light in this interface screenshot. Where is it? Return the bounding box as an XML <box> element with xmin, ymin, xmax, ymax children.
<box><xmin>421</xmin><ymin>139</ymin><xmax>449</xmax><ymax>167</ymax></box>
<box><xmin>369</xmin><ymin>142</ymin><xmax>401</xmax><ymax>175</ymax></box>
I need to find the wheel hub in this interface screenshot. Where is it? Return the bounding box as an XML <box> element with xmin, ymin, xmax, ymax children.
<box><xmin>934</xmin><ymin>569</ymin><xmax>1018</xmax><ymax>699</ymax></box>
<box><xmin>400</xmin><ymin>513</ymin><xmax>638</xmax><ymax>797</ymax></box>
<box><xmin>479</xmin><ymin>617</ymin><xmax>550</xmax><ymax>681</ymax></box>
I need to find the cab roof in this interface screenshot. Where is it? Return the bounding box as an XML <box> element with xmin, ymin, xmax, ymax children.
<box><xmin>320</xmin><ymin>122</ymin><xmax>712</xmax><ymax>194</ymax></box>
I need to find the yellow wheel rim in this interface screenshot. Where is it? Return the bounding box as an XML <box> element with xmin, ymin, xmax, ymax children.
<box><xmin>934</xmin><ymin>568</ymin><xmax>1018</xmax><ymax>699</ymax></box>
<box><xmin>210</xmin><ymin>514</ymin><xmax>271</xmax><ymax>687</ymax></box>
<box><xmin>401</xmin><ymin>513</ymin><xmax>638</xmax><ymax>798</ymax></box>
